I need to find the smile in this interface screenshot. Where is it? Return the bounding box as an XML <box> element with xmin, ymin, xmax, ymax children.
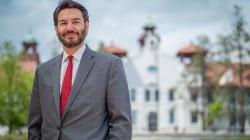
<box><xmin>63</xmin><ymin>32</ymin><xmax>79</xmax><ymax>37</ymax></box>
<box><xmin>65</xmin><ymin>33</ymin><xmax>78</xmax><ymax>36</ymax></box>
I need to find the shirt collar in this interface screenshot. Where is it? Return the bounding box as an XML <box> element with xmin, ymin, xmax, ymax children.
<box><xmin>62</xmin><ymin>43</ymin><xmax>86</xmax><ymax>63</ymax></box>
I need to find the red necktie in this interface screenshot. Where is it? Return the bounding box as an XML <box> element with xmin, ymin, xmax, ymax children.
<box><xmin>60</xmin><ymin>55</ymin><xmax>73</xmax><ymax>117</ymax></box>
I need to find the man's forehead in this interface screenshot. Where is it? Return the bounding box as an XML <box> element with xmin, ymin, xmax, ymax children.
<box><xmin>58</xmin><ymin>8</ymin><xmax>83</xmax><ymax>19</ymax></box>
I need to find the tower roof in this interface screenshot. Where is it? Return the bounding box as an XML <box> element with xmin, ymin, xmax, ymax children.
<box><xmin>23</xmin><ymin>31</ymin><xmax>37</xmax><ymax>44</ymax></box>
<box><xmin>143</xmin><ymin>16</ymin><xmax>156</xmax><ymax>30</ymax></box>
<box><xmin>177</xmin><ymin>42</ymin><xmax>207</xmax><ymax>57</ymax></box>
<box><xmin>101</xmin><ymin>42</ymin><xmax>127</xmax><ymax>57</ymax></box>
<box><xmin>21</xmin><ymin>31</ymin><xmax>40</xmax><ymax>64</ymax></box>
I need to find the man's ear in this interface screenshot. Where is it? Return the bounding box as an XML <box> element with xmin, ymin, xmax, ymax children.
<box><xmin>85</xmin><ymin>22</ymin><xmax>89</xmax><ymax>35</ymax></box>
<box><xmin>54</xmin><ymin>26</ymin><xmax>58</xmax><ymax>35</ymax></box>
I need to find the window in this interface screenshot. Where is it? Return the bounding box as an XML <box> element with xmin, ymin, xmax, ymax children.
<box><xmin>191</xmin><ymin>111</ymin><xmax>198</xmax><ymax>123</ymax></box>
<box><xmin>148</xmin><ymin>112</ymin><xmax>157</xmax><ymax>131</ymax></box>
<box><xmin>147</xmin><ymin>65</ymin><xmax>158</xmax><ymax>73</ymax></box>
<box><xmin>169</xmin><ymin>89</ymin><xmax>174</xmax><ymax>101</ymax></box>
<box><xmin>130</xmin><ymin>89</ymin><xmax>136</xmax><ymax>102</ymax></box>
<box><xmin>132</xmin><ymin>110</ymin><xmax>137</xmax><ymax>125</ymax></box>
<box><xmin>169</xmin><ymin>109</ymin><xmax>175</xmax><ymax>124</ymax></box>
<box><xmin>229</xmin><ymin>92</ymin><xmax>236</xmax><ymax>104</ymax></box>
<box><xmin>248</xmin><ymin>113</ymin><xmax>250</xmax><ymax>125</ymax></box>
<box><xmin>145</xmin><ymin>89</ymin><xmax>150</xmax><ymax>101</ymax></box>
<box><xmin>190</xmin><ymin>93</ymin><xmax>198</xmax><ymax>102</ymax></box>
<box><xmin>189</xmin><ymin>88</ymin><xmax>198</xmax><ymax>102</ymax></box>
<box><xmin>247</xmin><ymin>93</ymin><xmax>250</xmax><ymax>104</ymax></box>
<box><xmin>155</xmin><ymin>90</ymin><xmax>159</xmax><ymax>102</ymax></box>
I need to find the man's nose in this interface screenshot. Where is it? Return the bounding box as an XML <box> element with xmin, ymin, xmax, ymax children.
<box><xmin>66</xmin><ymin>23</ymin><xmax>75</xmax><ymax>31</ymax></box>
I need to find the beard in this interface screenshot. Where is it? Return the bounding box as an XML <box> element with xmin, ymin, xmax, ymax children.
<box><xmin>57</xmin><ymin>29</ymin><xmax>87</xmax><ymax>48</ymax></box>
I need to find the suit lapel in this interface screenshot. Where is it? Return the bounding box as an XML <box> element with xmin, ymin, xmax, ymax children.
<box><xmin>62</xmin><ymin>46</ymin><xmax>95</xmax><ymax>120</ymax></box>
<box><xmin>51</xmin><ymin>54</ymin><xmax>63</xmax><ymax>118</ymax></box>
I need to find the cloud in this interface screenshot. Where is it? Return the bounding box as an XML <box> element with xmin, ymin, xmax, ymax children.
<box><xmin>0</xmin><ymin>0</ymin><xmax>250</xmax><ymax>62</ymax></box>
<box><xmin>160</xmin><ymin>19</ymin><xmax>233</xmax><ymax>56</ymax></box>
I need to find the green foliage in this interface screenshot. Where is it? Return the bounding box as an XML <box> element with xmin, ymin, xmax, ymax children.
<box><xmin>207</xmin><ymin>101</ymin><xmax>223</xmax><ymax>125</ymax></box>
<box><xmin>0</xmin><ymin>41</ymin><xmax>33</xmax><ymax>134</ymax></box>
<box><xmin>218</xmin><ymin>5</ymin><xmax>250</xmax><ymax>63</ymax></box>
<box><xmin>217</xmin><ymin>35</ymin><xmax>233</xmax><ymax>64</ymax></box>
<box><xmin>187</xmin><ymin>35</ymin><xmax>209</xmax><ymax>77</ymax></box>
<box><xmin>195</xmin><ymin>4</ymin><xmax>250</xmax><ymax>133</ymax></box>
<box><xmin>190</xmin><ymin>53</ymin><xmax>205</xmax><ymax>72</ymax></box>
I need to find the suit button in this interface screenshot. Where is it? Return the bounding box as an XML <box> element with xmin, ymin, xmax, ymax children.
<box><xmin>57</xmin><ymin>126</ymin><xmax>61</xmax><ymax>130</ymax></box>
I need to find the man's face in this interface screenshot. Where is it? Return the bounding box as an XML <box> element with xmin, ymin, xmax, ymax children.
<box><xmin>55</xmin><ymin>8</ymin><xmax>89</xmax><ymax>48</ymax></box>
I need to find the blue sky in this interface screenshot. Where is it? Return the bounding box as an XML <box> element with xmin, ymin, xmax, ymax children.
<box><xmin>0</xmin><ymin>0</ymin><xmax>250</xmax><ymax>62</ymax></box>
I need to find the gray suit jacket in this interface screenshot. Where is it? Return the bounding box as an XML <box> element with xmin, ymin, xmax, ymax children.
<box><xmin>28</xmin><ymin>46</ymin><xmax>132</xmax><ymax>140</ymax></box>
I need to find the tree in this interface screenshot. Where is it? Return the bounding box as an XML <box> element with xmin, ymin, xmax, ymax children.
<box><xmin>0</xmin><ymin>41</ymin><xmax>33</xmax><ymax>134</ymax></box>
<box><xmin>191</xmin><ymin>35</ymin><xmax>210</xmax><ymax>131</ymax></box>
<box><xmin>187</xmin><ymin>4</ymin><xmax>250</xmax><ymax>134</ymax></box>
<box><xmin>217</xmin><ymin>5</ymin><xmax>250</xmax><ymax>134</ymax></box>
<box><xmin>207</xmin><ymin>100</ymin><xmax>223</xmax><ymax>129</ymax></box>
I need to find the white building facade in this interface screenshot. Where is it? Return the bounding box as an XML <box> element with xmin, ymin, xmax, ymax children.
<box><xmin>122</xmin><ymin>22</ymin><xmax>203</xmax><ymax>134</ymax></box>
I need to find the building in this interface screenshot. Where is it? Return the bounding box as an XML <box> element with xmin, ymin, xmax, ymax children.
<box><xmin>100</xmin><ymin>21</ymin><xmax>250</xmax><ymax>135</ymax></box>
<box><xmin>100</xmin><ymin>21</ymin><xmax>205</xmax><ymax>134</ymax></box>
<box><xmin>176</xmin><ymin>42</ymin><xmax>250</xmax><ymax>134</ymax></box>
<box><xmin>19</xmin><ymin>32</ymin><xmax>40</xmax><ymax>73</ymax></box>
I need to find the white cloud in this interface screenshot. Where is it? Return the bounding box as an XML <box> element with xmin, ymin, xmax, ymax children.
<box><xmin>159</xmin><ymin>18</ymin><xmax>235</xmax><ymax>57</ymax></box>
<box><xmin>0</xmin><ymin>0</ymin><xmax>250</xmax><ymax>62</ymax></box>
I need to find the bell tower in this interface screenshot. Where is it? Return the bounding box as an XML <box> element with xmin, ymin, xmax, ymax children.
<box><xmin>138</xmin><ymin>17</ymin><xmax>161</xmax><ymax>50</ymax></box>
<box><xmin>21</xmin><ymin>31</ymin><xmax>40</xmax><ymax>65</ymax></box>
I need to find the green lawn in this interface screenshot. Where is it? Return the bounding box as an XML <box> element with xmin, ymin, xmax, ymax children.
<box><xmin>0</xmin><ymin>134</ymin><xmax>27</xmax><ymax>140</ymax></box>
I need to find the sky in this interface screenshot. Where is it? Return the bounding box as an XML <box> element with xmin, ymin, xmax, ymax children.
<box><xmin>0</xmin><ymin>0</ymin><xmax>250</xmax><ymax>62</ymax></box>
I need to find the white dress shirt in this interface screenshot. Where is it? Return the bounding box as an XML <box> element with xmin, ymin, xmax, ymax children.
<box><xmin>60</xmin><ymin>44</ymin><xmax>86</xmax><ymax>93</ymax></box>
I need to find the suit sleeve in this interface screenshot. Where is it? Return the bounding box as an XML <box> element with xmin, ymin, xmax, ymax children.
<box><xmin>28</xmin><ymin>68</ymin><xmax>42</xmax><ymax>140</ymax></box>
<box><xmin>107</xmin><ymin>57</ymin><xmax>132</xmax><ymax>140</ymax></box>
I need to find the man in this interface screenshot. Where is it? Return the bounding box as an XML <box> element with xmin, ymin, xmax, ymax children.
<box><xmin>28</xmin><ymin>0</ymin><xmax>132</xmax><ymax>139</ymax></box>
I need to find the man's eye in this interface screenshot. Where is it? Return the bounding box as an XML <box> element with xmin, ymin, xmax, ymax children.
<box><xmin>73</xmin><ymin>21</ymin><xmax>79</xmax><ymax>24</ymax></box>
<box><xmin>60</xmin><ymin>22</ymin><xmax>67</xmax><ymax>25</ymax></box>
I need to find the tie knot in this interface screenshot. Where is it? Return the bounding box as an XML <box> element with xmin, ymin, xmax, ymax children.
<box><xmin>68</xmin><ymin>55</ymin><xmax>73</xmax><ymax>62</ymax></box>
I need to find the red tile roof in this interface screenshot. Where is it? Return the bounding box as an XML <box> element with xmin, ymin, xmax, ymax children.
<box><xmin>101</xmin><ymin>42</ymin><xmax>127</xmax><ymax>57</ymax></box>
<box><xmin>177</xmin><ymin>42</ymin><xmax>207</xmax><ymax>57</ymax></box>
<box><xmin>206</xmin><ymin>63</ymin><xmax>250</xmax><ymax>88</ymax></box>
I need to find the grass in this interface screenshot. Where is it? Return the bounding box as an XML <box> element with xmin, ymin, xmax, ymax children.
<box><xmin>0</xmin><ymin>134</ymin><xmax>27</xmax><ymax>140</ymax></box>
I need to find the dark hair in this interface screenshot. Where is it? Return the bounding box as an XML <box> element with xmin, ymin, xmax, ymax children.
<box><xmin>53</xmin><ymin>0</ymin><xmax>89</xmax><ymax>26</ymax></box>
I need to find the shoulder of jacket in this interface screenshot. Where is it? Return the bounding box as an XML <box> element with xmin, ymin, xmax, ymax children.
<box><xmin>36</xmin><ymin>54</ymin><xmax>61</xmax><ymax>71</ymax></box>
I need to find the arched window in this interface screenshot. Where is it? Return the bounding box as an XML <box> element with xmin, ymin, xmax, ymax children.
<box><xmin>155</xmin><ymin>89</ymin><xmax>159</xmax><ymax>102</ymax></box>
<box><xmin>169</xmin><ymin>88</ymin><xmax>175</xmax><ymax>101</ymax></box>
<box><xmin>145</xmin><ymin>89</ymin><xmax>150</xmax><ymax>101</ymax></box>
<box><xmin>130</xmin><ymin>88</ymin><xmax>136</xmax><ymax>101</ymax></box>
<box><xmin>169</xmin><ymin>109</ymin><xmax>175</xmax><ymax>124</ymax></box>
<box><xmin>132</xmin><ymin>110</ymin><xmax>137</xmax><ymax>125</ymax></box>
<box><xmin>191</xmin><ymin>111</ymin><xmax>198</xmax><ymax>123</ymax></box>
<box><xmin>148</xmin><ymin>112</ymin><xmax>157</xmax><ymax>131</ymax></box>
